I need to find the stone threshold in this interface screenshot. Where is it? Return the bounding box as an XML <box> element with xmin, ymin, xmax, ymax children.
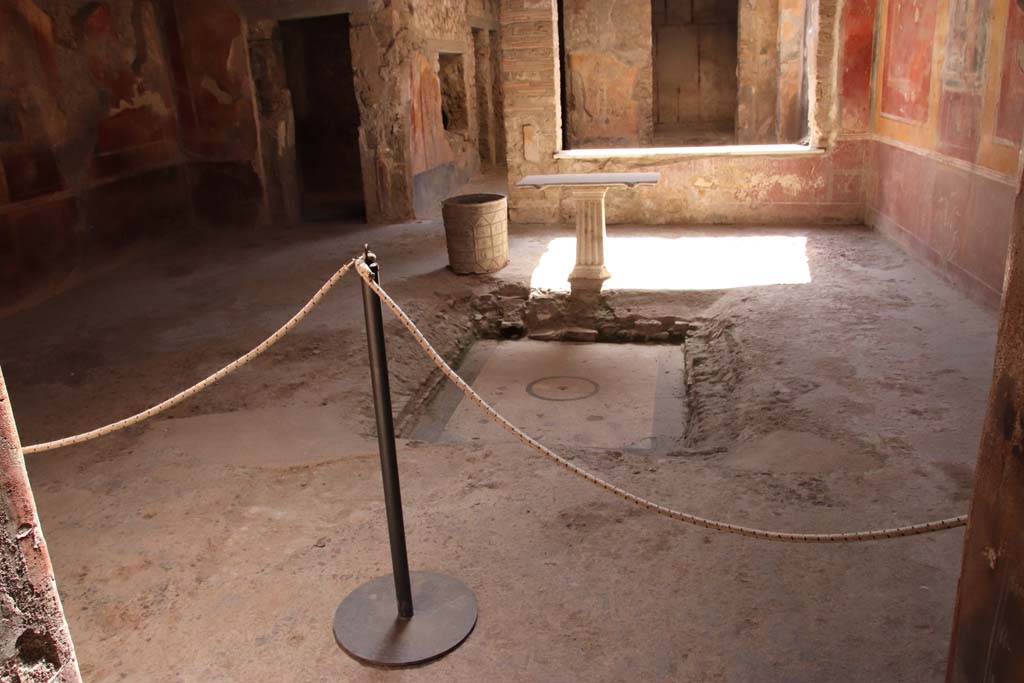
<box><xmin>553</xmin><ymin>144</ymin><xmax>825</xmax><ymax>161</ymax></box>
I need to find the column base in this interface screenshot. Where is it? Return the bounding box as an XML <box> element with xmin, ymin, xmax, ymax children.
<box><xmin>569</xmin><ymin>265</ymin><xmax>610</xmax><ymax>294</ymax></box>
<box><xmin>569</xmin><ymin>264</ymin><xmax>611</xmax><ymax>282</ymax></box>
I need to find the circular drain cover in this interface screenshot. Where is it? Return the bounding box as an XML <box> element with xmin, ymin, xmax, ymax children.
<box><xmin>526</xmin><ymin>376</ymin><xmax>599</xmax><ymax>402</ymax></box>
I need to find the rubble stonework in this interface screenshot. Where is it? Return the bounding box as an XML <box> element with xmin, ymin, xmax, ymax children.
<box><xmin>470</xmin><ymin>286</ymin><xmax>694</xmax><ymax>345</ymax></box>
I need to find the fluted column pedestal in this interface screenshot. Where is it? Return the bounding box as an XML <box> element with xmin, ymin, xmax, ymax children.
<box><xmin>568</xmin><ymin>187</ymin><xmax>612</xmax><ymax>292</ymax></box>
<box><xmin>515</xmin><ymin>172</ymin><xmax>661</xmax><ymax>294</ymax></box>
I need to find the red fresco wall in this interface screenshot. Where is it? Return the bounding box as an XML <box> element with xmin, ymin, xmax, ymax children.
<box><xmin>935</xmin><ymin>0</ymin><xmax>991</xmax><ymax>161</ymax></box>
<box><xmin>840</xmin><ymin>0</ymin><xmax>877</xmax><ymax>133</ymax></box>
<box><xmin>0</xmin><ymin>0</ymin><xmax>188</xmax><ymax>310</ymax></box>
<box><xmin>995</xmin><ymin>5</ymin><xmax>1024</xmax><ymax>144</ymax></box>
<box><xmin>0</xmin><ymin>0</ymin><xmax>270</xmax><ymax>309</ymax></box>
<box><xmin>870</xmin><ymin>142</ymin><xmax>1016</xmax><ymax>297</ymax></box>
<box><xmin>168</xmin><ymin>0</ymin><xmax>265</xmax><ymax>226</ymax></box>
<box><xmin>868</xmin><ymin>0</ymin><xmax>1024</xmax><ymax>305</ymax></box>
<box><xmin>409</xmin><ymin>53</ymin><xmax>455</xmax><ymax>177</ymax></box>
<box><xmin>881</xmin><ymin>0</ymin><xmax>939</xmax><ymax>124</ymax></box>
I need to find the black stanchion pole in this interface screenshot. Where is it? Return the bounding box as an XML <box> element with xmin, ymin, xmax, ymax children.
<box><xmin>360</xmin><ymin>251</ymin><xmax>414</xmax><ymax>618</ymax></box>
<box><xmin>333</xmin><ymin>248</ymin><xmax>477</xmax><ymax>667</ymax></box>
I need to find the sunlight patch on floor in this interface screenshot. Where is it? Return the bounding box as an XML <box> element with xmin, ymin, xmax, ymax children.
<box><xmin>529</xmin><ymin>235</ymin><xmax>812</xmax><ymax>291</ymax></box>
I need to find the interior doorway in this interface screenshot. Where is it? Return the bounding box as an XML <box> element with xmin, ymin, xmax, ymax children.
<box><xmin>652</xmin><ymin>1</ymin><xmax>738</xmax><ymax>146</ymax></box>
<box><xmin>280</xmin><ymin>14</ymin><xmax>365</xmax><ymax>222</ymax></box>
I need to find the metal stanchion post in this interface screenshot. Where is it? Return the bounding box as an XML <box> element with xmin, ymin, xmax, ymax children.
<box><xmin>333</xmin><ymin>248</ymin><xmax>477</xmax><ymax>667</ymax></box>
<box><xmin>359</xmin><ymin>248</ymin><xmax>414</xmax><ymax>619</ymax></box>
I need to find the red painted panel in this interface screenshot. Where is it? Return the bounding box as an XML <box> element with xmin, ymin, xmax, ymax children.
<box><xmin>1</xmin><ymin>145</ymin><xmax>64</xmax><ymax>202</ymax></box>
<box><xmin>937</xmin><ymin>89</ymin><xmax>983</xmax><ymax>161</ymax></box>
<box><xmin>831</xmin><ymin>171</ymin><xmax>863</xmax><ymax>203</ymax></box>
<box><xmin>160</xmin><ymin>5</ymin><xmax>197</xmax><ymax>135</ymax></box>
<box><xmin>830</xmin><ymin>139</ymin><xmax>867</xmax><ymax>170</ymax></box>
<box><xmin>11</xmin><ymin>0</ymin><xmax>58</xmax><ymax>84</ymax></box>
<box><xmin>0</xmin><ymin>215</ymin><xmax>14</xmax><ymax>289</ymax></box>
<box><xmin>870</xmin><ymin>139</ymin><xmax>1015</xmax><ymax>295</ymax></box>
<box><xmin>872</xmin><ymin>141</ymin><xmax>938</xmax><ymax>243</ymax></box>
<box><xmin>840</xmin><ymin>0</ymin><xmax>877</xmax><ymax>132</ymax></box>
<box><xmin>172</xmin><ymin>0</ymin><xmax>256</xmax><ymax>160</ymax></box>
<box><xmin>1</xmin><ymin>197</ymin><xmax>81</xmax><ymax>302</ymax></box>
<box><xmin>961</xmin><ymin>175</ymin><xmax>1015</xmax><ymax>288</ymax></box>
<box><xmin>881</xmin><ymin>0</ymin><xmax>939</xmax><ymax>124</ymax></box>
<box><xmin>94</xmin><ymin>108</ymin><xmax>167</xmax><ymax>155</ymax></box>
<box><xmin>995</xmin><ymin>5</ymin><xmax>1024</xmax><ymax>144</ymax></box>
<box><xmin>931</xmin><ymin>164</ymin><xmax>971</xmax><ymax>258</ymax></box>
<box><xmin>409</xmin><ymin>53</ymin><xmax>454</xmax><ymax>176</ymax></box>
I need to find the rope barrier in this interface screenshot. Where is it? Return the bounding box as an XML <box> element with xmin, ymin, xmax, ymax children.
<box><xmin>19</xmin><ymin>252</ymin><xmax>969</xmax><ymax>542</ymax></box>
<box><xmin>23</xmin><ymin>258</ymin><xmax>358</xmax><ymax>454</ymax></box>
<box><xmin>355</xmin><ymin>260</ymin><xmax>969</xmax><ymax>543</ymax></box>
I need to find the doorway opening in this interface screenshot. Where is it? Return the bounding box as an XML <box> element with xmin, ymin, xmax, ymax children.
<box><xmin>652</xmin><ymin>1</ymin><xmax>738</xmax><ymax>146</ymax></box>
<box><xmin>280</xmin><ymin>14</ymin><xmax>365</xmax><ymax>222</ymax></box>
<box><xmin>438</xmin><ymin>52</ymin><xmax>469</xmax><ymax>133</ymax></box>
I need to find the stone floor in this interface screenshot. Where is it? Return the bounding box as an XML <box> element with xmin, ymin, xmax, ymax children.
<box><xmin>0</xmin><ymin>171</ymin><xmax>1000</xmax><ymax>681</ymax></box>
<box><xmin>411</xmin><ymin>340</ymin><xmax>686</xmax><ymax>454</ymax></box>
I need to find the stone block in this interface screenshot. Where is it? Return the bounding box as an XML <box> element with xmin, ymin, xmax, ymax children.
<box><xmin>563</xmin><ymin>327</ymin><xmax>598</xmax><ymax>342</ymax></box>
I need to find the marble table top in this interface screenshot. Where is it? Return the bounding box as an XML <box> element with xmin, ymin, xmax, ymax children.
<box><xmin>516</xmin><ymin>172</ymin><xmax>661</xmax><ymax>189</ymax></box>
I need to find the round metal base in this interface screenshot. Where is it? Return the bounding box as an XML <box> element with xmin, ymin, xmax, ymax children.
<box><xmin>333</xmin><ymin>571</ymin><xmax>477</xmax><ymax>667</ymax></box>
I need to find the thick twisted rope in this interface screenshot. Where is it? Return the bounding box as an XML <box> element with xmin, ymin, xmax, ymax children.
<box><xmin>356</xmin><ymin>261</ymin><xmax>968</xmax><ymax>543</ymax></box>
<box><xmin>23</xmin><ymin>259</ymin><xmax>358</xmax><ymax>454</ymax></box>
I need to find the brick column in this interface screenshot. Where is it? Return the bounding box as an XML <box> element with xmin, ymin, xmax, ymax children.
<box><xmin>500</xmin><ymin>0</ymin><xmax>562</xmax><ymax>223</ymax></box>
<box><xmin>1</xmin><ymin>367</ymin><xmax>80</xmax><ymax>682</ymax></box>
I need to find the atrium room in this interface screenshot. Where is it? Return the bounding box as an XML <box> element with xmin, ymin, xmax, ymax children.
<box><xmin>0</xmin><ymin>1</ymin><xmax>1022</xmax><ymax>682</ymax></box>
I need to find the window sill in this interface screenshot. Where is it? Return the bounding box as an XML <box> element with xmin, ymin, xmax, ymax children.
<box><xmin>553</xmin><ymin>144</ymin><xmax>825</xmax><ymax>161</ymax></box>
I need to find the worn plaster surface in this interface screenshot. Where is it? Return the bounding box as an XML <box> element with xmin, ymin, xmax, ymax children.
<box><xmin>563</xmin><ymin>0</ymin><xmax>654</xmax><ymax>148</ymax></box>
<box><xmin>0</xmin><ymin>170</ymin><xmax>1000</xmax><ymax>681</ymax></box>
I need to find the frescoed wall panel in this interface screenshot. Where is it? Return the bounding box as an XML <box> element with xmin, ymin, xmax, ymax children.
<box><xmin>881</xmin><ymin>0</ymin><xmax>939</xmax><ymax>124</ymax></box>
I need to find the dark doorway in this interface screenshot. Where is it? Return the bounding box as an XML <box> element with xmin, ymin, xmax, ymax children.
<box><xmin>280</xmin><ymin>14</ymin><xmax>365</xmax><ymax>222</ymax></box>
